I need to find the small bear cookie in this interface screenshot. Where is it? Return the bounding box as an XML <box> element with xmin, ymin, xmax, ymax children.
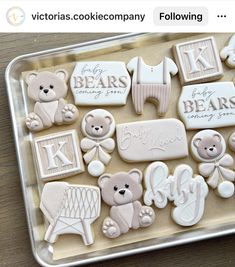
<box><xmin>40</xmin><ymin>182</ymin><xmax>101</xmax><ymax>245</ymax></box>
<box><xmin>191</xmin><ymin>130</ymin><xmax>235</xmax><ymax>198</ymax></box>
<box><xmin>144</xmin><ymin>162</ymin><xmax>208</xmax><ymax>226</ymax></box>
<box><xmin>98</xmin><ymin>169</ymin><xmax>155</xmax><ymax>238</ymax></box>
<box><xmin>70</xmin><ymin>61</ymin><xmax>131</xmax><ymax>106</ymax></box>
<box><xmin>229</xmin><ymin>132</ymin><xmax>235</xmax><ymax>152</ymax></box>
<box><xmin>25</xmin><ymin>70</ymin><xmax>79</xmax><ymax>132</ymax></box>
<box><xmin>220</xmin><ymin>34</ymin><xmax>235</xmax><ymax>68</ymax></box>
<box><xmin>127</xmin><ymin>57</ymin><xmax>178</xmax><ymax>116</ymax></box>
<box><xmin>80</xmin><ymin>109</ymin><xmax>116</xmax><ymax>177</ymax></box>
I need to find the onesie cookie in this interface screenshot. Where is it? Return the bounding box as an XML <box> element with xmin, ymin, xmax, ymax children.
<box><xmin>80</xmin><ymin>109</ymin><xmax>115</xmax><ymax>177</ymax></box>
<box><xmin>40</xmin><ymin>182</ymin><xmax>101</xmax><ymax>245</ymax></box>
<box><xmin>144</xmin><ymin>162</ymin><xmax>208</xmax><ymax>226</ymax></box>
<box><xmin>70</xmin><ymin>61</ymin><xmax>131</xmax><ymax>106</ymax></box>
<box><xmin>220</xmin><ymin>34</ymin><xmax>235</xmax><ymax>68</ymax></box>
<box><xmin>98</xmin><ymin>169</ymin><xmax>155</xmax><ymax>238</ymax></box>
<box><xmin>25</xmin><ymin>70</ymin><xmax>79</xmax><ymax>132</ymax></box>
<box><xmin>229</xmin><ymin>132</ymin><xmax>235</xmax><ymax>152</ymax></box>
<box><xmin>127</xmin><ymin>57</ymin><xmax>178</xmax><ymax>116</ymax></box>
<box><xmin>191</xmin><ymin>130</ymin><xmax>235</xmax><ymax>198</ymax></box>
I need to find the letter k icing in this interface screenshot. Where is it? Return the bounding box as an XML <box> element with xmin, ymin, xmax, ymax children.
<box><xmin>43</xmin><ymin>141</ymin><xmax>73</xmax><ymax>170</ymax></box>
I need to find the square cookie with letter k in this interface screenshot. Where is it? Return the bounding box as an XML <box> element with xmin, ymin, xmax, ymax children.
<box><xmin>32</xmin><ymin>130</ymin><xmax>84</xmax><ymax>181</ymax></box>
<box><xmin>173</xmin><ymin>36</ymin><xmax>223</xmax><ymax>85</ymax></box>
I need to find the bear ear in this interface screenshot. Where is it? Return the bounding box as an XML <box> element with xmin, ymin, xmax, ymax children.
<box><xmin>55</xmin><ymin>69</ymin><xmax>68</xmax><ymax>82</ymax></box>
<box><xmin>128</xmin><ymin>169</ymin><xmax>142</xmax><ymax>183</ymax></box>
<box><xmin>193</xmin><ymin>138</ymin><xmax>202</xmax><ymax>148</ymax></box>
<box><xmin>98</xmin><ymin>174</ymin><xmax>111</xmax><ymax>188</ymax></box>
<box><xmin>105</xmin><ymin>115</ymin><xmax>113</xmax><ymax>125</ymax></box>
<box><xmin>213</xmin><ymin>134</ymin><xmax>221</xmax><ymax>143</ymax></box>
<box><xmin>25</xmin><ymin>71</ymin><xmax>38</xmax><ymax>85</ymax></box>
<box><xmin>85</xmin><ymin>114</ymin><xmax>94</xmax><ymax>123</ymax></box>
<box><xmin>220</xmin><ymin>47</ymin><xmax>229</xmax><ymax>60</ymax></box>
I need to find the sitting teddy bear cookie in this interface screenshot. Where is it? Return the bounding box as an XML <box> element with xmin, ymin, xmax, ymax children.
<box><xmin>191</xmin><ymin>130</ymin><xmax>235</xmax><ymax>198</ymax></box>
<box><xmin>25</xmin><ymin>70</ymin><xmax>79</xmax><ymax>132</ymax></box>
<box><xmin>98</xmin><ymin>169</ymin><xmax>155</xmax><ymax>238</ymax></box>
<box><xmin>220</xmin><ymin>34</ymin><xmax>235</xmax><ymax>68</ymax></box>
<box><xmin>80</xmin><ymin>109</ymin><xmax>116</xmax><ymax>177</ymax></box>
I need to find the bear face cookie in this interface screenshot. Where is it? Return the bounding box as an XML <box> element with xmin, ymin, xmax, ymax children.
<box><xmin>40</xmin><ymin>182</ymin><xmax>101</xmax><ymax>245</ymax></box>
<box><xmin>127</xmin><ymin>57</ymin><xmax>178</xmax><ymax>116</ymax></box>
<box><xmin>80</xmin><ymin>109</ymin><xmax>116</xmax><ymax>177</ymax></box>
<box><xmin>25</xmin><ymin>70</ymin><xmax>79</xmax><ymax>132</ymax></box>
<box><xmin>220</xmin><ymin>34</ymin><xmax>235</xmax><ymax>68</ymax></box>
<box><xmin>98</xmin><ymin>169</ymin><xmax>155</xmax><ymax>238</ymax></box>
<box><xmin>229</xmin><ymin>132</ymin><xmax>235</xmax><ymax>152</ymax></box>
<box><xmin>191</xmin><ymin>130</ymin><xmax>235</xmax><ymax>198</ymax></box>
<box><xmin>144</xmin><ymin>162</ymin><xmax>208</xmax><ymax>226</ymax></box>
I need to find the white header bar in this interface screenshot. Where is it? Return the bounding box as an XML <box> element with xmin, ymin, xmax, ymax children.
<box><xmin>0</xmin><ymin>1</ymin><xmax>234</xmax><ymax>32</ymax></box>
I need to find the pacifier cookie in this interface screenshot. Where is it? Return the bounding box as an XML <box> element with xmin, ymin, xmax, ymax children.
<box><xmin>40</xmin><ymin>182</ymin><xmax>101</xmax><ymax>245</ymax></box>
<box><xmin>80</xmin><ymin>109</ymin><xmax>116</xmax><ymax>177</ymax></box>
<box><xmin>191</xmin><ymin>130</ymin><xmax>235</xmax><ymax>198</ymax></box>
<box><xmin>25</xmin><ymin>70</ymin><xmax>79</xmax><ymax>132</ymax></box>
<box><xmin>98</xmin><ymin>169</ymin><xmax>155</xmax><ymax>238</ymax></box>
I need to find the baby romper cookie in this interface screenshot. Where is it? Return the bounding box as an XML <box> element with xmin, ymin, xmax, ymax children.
<box><xmin>32</xmin><ymin>130</ymin><xmax>84</xmax><ymax>181</ymax></box>
<box><xmin>127</xmin><ymin>57</ymin><xmax>178</xmax><ymax>115</ymax></box>
<box><xmin>229</xmin><ymin>132</ymin><xmax>235</xmax><ymax>152</ymax></box>
<box><xmin>220</xmin><ymin>34</ymin><xmax>235</xmax><ymax>68</ymax></box>
<box><xmin>173</xmin><ymin>36</ymin><xmax>223</xmax><ymax>85</ymax></box>
<box><xmin>191</xmin><ymin>130</ymin><xmax>235</xmax><ymax>198</ymax></box>
<box><xmin>144</xmin><ymin>162</ymin><xmax>208</xmax><ymax>226</ymax></box>
<box><xmin>70</xmin><ymin>61</ymin><xmax>131</xmax><ymax>105</ymax></box>
<box><xmin>98</xmin><ymin>169</ymin><xmax>155</xmax><ymax>238</ymax></box>
<box><xmin>80</xmin><ymin>109</ymin><xmax>115</xmax><ymax>177</ymax></box>
<box><xmin>116</xmin><ymin>119</ymin><xmax>188</xmax><ymax>162</ymax></box>
<box><xmin>40</xmin><ymin>182</ymin><xmax>101</xmax><ymax>245</ymax></box>
<box><xmin>25</xmin><ymin>70</ymin><xmax>79</xmax><ymax>132</ymax></box>
<box><xmin>178</xmin><ymin>82</ymin><xmax>235</xmax><ymax>129</ymax></box>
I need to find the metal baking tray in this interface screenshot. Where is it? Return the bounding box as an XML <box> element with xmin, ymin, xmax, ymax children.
<box><xmin>5</xmin><ymin>33</ymin><xmax>235</xmax><ymax>267</ymax></box>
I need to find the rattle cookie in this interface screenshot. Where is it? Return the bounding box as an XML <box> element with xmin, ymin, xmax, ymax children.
<box><xmin>98</xmin><ymin>169</ymin><xmax>155</xmax><ymax>238</ymax></box>
<box><xmin>25</xmin><ymin>70</ymin><xmax>79</xmax><ymax>132</ymax></box>
<box><xmin>40</xmin><ymin>182</ymin><xmax>101</xmax><ymax>245</ymax></box>
<box><xmin>144</xmin><ymin>162</ymin><xmax>208</xmax><ymax>226</ymax></box>
<box><xmin>220</xmin><ymin>34</ymin><xmax>235</xmax><ymax>68</ymax></box>
<box><xmin>127</xmin><ymin>57</ymin><xmax>178</xmax><ymax>116</ymax></box>
<box><xmin>80</xmin><ymin>109</ymin><xmax>116</xmax><ymax>177</ymax></box>
<box><xmin>191</xmin><ymin>130</ymin><xmax>235</xmax><ymax>198</ymax></box>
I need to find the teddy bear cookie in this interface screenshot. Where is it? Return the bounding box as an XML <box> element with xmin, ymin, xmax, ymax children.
<box><xmin>40</xmin><ymin>182</ymin><xmax>101</xmax><ymax>245</ymax></box>
<box><xmin>25</xmin><ymin>70</ymin><xmax>79</xmax><ymax>132</ymax></box>
<box><xmin>80</xmin><ymin>109</ymin><xmax>116</xmax><ymax>177</ymax></box>
<box><xmin>127</xmin><ymin>57</ymin><xmax>178</xmax><ymax>116</ymax></box>
<box><xmin>220</xmin><ymin>34</ymin><xmax>235</xmax><ymax>68</ymax></box>
<box><xmin>98</xmin><ymin>169</ymin><xmax>155</xmax><ymax>238</ymax></box>
<box><xmin>191</xmin><ymin>130</ymin><xmax>235</xmax><ymax>198</ymax></box>
<box><xmin>229</xmin><ymin>132</ymin><xmax>235</xmax><ymax>152</ymax></box>
<box><xmin>144</xmin><ymin>162</ymin><xmax>208</xmax><ymax>226</ymax></box>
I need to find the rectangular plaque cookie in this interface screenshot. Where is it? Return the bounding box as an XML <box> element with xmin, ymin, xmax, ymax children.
<box><xmin>116</xmin><ymin>119</ymin><xmax>188</xmax><ymax>162</ymax></box>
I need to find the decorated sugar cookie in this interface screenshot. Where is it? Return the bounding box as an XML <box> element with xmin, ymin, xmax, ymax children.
<box><xmin>144</xmin><ymin>162</ymin><xmax>208</xmax><ymax>226</ymax></box>
<box><xmin>70</xmin><ymin>61</ymin><xmax>131</xmax><ymax>106</ymax></box>
<box><xmin>98</xmin><ymin>169</ymin><xmax>155</xmax><ymax>238</ymax></box>
<box><xmin>127</xmin><ymin>57</ymin><xmax>178</xmax><ymax>116</ymax></box>
<box><xmin>229</xmin><ymin>132</ymin><xmax>235</xmax><ymax>152</ymax></box>
<box><xmin>80</xmin><ymin>109</ymin><xmax>115</xmax><ymax>177</ymax></box>
<box><xmin>25</xmin><ymin>70</ymin><xmax>79</xmax><ymax>132</ymax></box>
<box><xmin>116</xmin><ymin>119</ymin><xmax>188</xmax><ymax>162</ymax></box>
<box><xmin>220</xmin><ymin>34</ymin><xmax>235</xmax><ymax>68</ymax></box>
<box><xmin>178</xmin><ymin>82</ymin><xmax>235</xmax><ymax>129</ymax></box>
<box><xmin>191</xmin><ymin>130</ymin><xmax>235</xmax><ymax>198</ymax></box>
<box><xmin>40</xmin><ymin>182</ymin><xmax>101</xmax><ymax>245</ymax></box>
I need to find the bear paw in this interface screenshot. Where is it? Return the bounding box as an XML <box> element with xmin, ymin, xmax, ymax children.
<box><xmin>102</xmin><ymin>218</ymin><xmax>121</xmax><ymax>239</ymax></box>
<box><xmin>139</xmin><ymin>206</ymin><xmax>155</xmax><ymax>227</ymax></box>
<box><xmin>62</xmin><ymin>104</ymin><xmax>78</xmax><ymax>123</ymax></box>
<box><xmin>25</xmin><ymin>113</ymin><xmax>44</xmax><ymax>131</ymax></box>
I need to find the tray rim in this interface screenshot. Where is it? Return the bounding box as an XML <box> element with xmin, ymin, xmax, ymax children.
<box><xmin>5</xmin><ymin>32</ymin><xmax>235</xmax><ymax>267</ymax></box>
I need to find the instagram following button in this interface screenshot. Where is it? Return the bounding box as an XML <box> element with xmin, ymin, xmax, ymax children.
<box><xmin>154</xmin><ymin>7</ymin><xmax>208</xmax><ymax>26</ymax></box>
